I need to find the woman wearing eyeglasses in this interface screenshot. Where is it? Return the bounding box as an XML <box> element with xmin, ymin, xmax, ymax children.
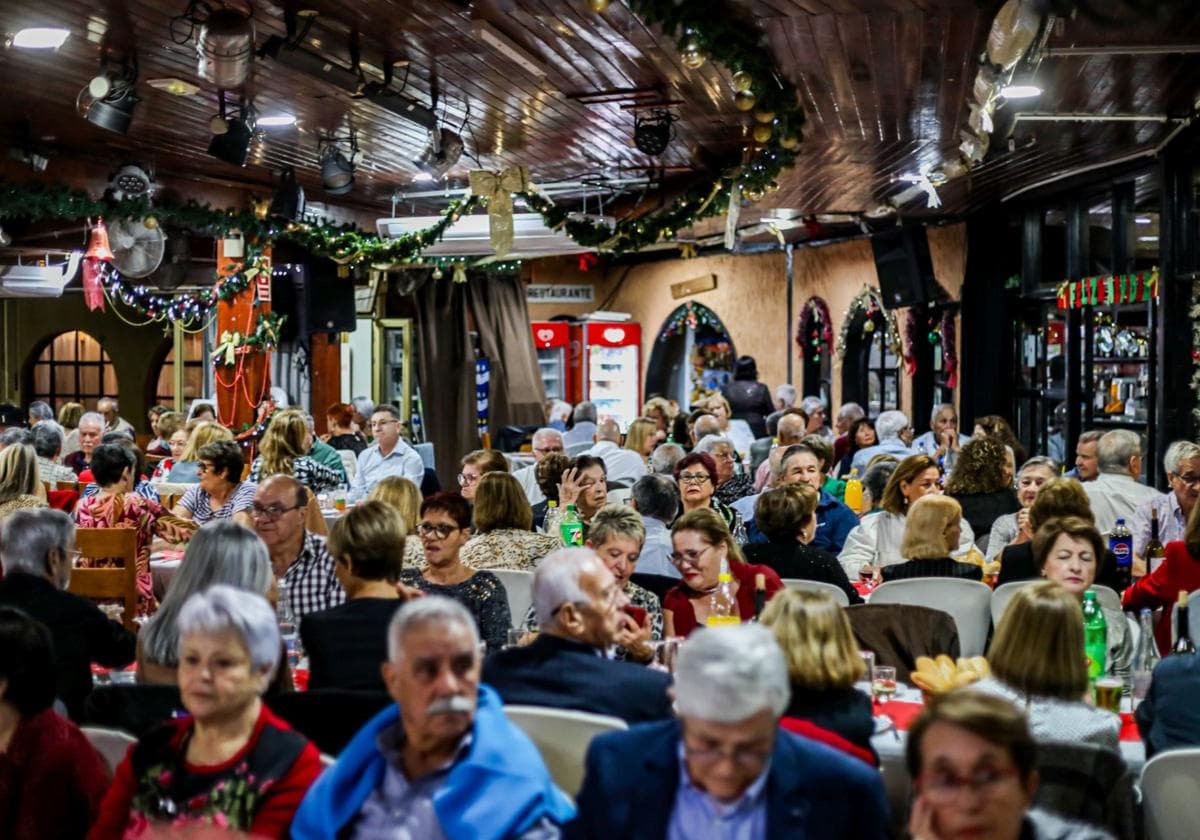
<box><xmin>457</xmin><ymin>449</ymin><xmax>509</xmax><ymax>502</ymax></box>
<box><xmin>461</xmin><ymin>473</ymin><xmax>560</xmax><ymax>572</ymax></box>
<box><xmin>663</xmin><ymin>508</ymin><xmax>782</xmax><ymax>637</ymax></box>
<box><xmin>694</xmin><ymin>434</ymin><xmax>756</xmax><ymax>505</ymax></box>
<box><xmin>397</xmin><ymin>493</ymin><xmax>511</xmax><ymax>653</ymax></box>
<box><xmin>172</xmin><ymin>440</ymin><xmax>255</xmax><ymax>529</ymax></box>
<box><xmin>672</xmin><ymin>452</ymin><xmax>748</xmax><ymax>544</ymax></box>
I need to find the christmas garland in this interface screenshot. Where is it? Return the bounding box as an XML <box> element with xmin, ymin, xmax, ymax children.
<box><xmin>796</xmin><ymin>297</ymin><xmax>833</xmax><ymax>362</ymax></box>
<box><xmin>835</xmin><ymin>287</ymin><xmax>901</xmax><ymax>367</ymax></box>
<box><xmin>902</xmin><ymin>306</ymin><xmax>959</xmax><ymax>389</ymax></box>
<box><xmin>658</xmin><ymin>301</ymin><xmax>728</xmax><ymax>342</ymax></box>
<box><xmin>1056</xmin><ymin>270</ymin><xmax>1159</xmax><ymax>309</ymax></box>
<box><xmin>212</xmin><ymin>311</ymin><xmax>286</xmax><ymax>368</ymax></box>
<box><xmin>1191</xmin><ymin>278</ymin><xmax>1200</xmax><ymax>426</ymax></box>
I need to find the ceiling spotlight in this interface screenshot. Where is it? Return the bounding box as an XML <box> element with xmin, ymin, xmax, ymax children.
<box><xmin>257</xmin><ymin>114</ymin><xmax>296</xmax><ymax>127</ymax></box>
<box><xmin>12</xmin><ymin>27</ymin><xmax>70</xmax><ymax>49</ymax></box>
<box><xmin>414</xmin><ymin>128</ymin><xmax>463</xmax><ymax>180</ymax></box>
<box><xmin>270</xmin><ymin>166</ymin><xmax>306</xmax><ymax>221</ymax></box>
<box><xmin>109</xmin><ymin>164</ymin><xmax>157</xmax><ymax>200</ymax></box>
<box><xmin>633</xmin><ymin>110</ymin><xmax>677</xmax><ymax>157</ymax></box>
<box><xmin>207</xmin><ymin>98</ymin><xmax>256</xmax><ymax>166</ymax></box>
<box><xmin>77</xmin><ymin>53</ymin><xmax>139</xmax><ymax>134</ymax></box>
<box><xmin>197</xmin><ymin>7</ymin><xmax>255</xmax><ymax>89</ymax></box>
<box><xmin>1000</xmin><ymin>83</ymin><xmax>1042</xmax><ymax>100</ymax></box>
<box><xmin>319</xmin><ymin>130</ymin><xmax>359</xmax><ymax>195</ymax></box>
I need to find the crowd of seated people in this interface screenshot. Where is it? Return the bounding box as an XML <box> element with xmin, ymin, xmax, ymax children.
<box><xmin>3</xmin><ymin>386</ymin><xmax>1200</xmax><ymax>839</ymax></box>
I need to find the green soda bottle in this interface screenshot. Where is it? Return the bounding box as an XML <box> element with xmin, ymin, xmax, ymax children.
<box><xmin>1082</xmin><ymin>590</ymin><xmax>1108</xmax><ymax>682</ymax></box>
<box><xmin>560</xmin><ymin>503</ymin><xmax>584</xmax><ymax>547</ymax></box>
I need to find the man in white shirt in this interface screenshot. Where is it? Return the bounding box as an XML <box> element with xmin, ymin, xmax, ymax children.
<box><xmin>1084</xmin><ymin>429</ymin><xmax>1159</xmax><ymax>535</ymax></box>
<box><xmin>587</xmin><ymin>418</ymin><xmax>646</xmax><ymax>486</ymax></box>
<box><xmin>513</xmin><ymin>427</ymin><xmax>565</xmax><ymax>505</ymax></box>
<box><xmin>912</xmin><ymin>403</ymin><xmax>971</xmax><ymax>472</ymax></box>
<box><xmin>97</xmin><ymin>397</ymin><xmax>136</xmax><ymax>438</ymax></box>
<box><xmin>627</xmin><ymin>475</ymin><xmax>680</xmax><ymax>579</ymax></box>
<box><xmin>850</xmin><ymin>410</ymin><xmax>916</xmax><ymax>474</ymax></box>
<box><xmin>349</xmin><ymin>405</ymin><xmax>425</xmax><ymax>500</ymax></box>
<box><xmin>1132</xmin><ymin>440</ymin><xmax>1200</xmax><ymax>562</ymax></box>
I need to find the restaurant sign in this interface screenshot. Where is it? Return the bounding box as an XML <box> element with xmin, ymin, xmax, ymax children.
<box><xmin>526</xmin><ymin>284</ymin><xmax>594</xmax><ymax>304</ymax></box>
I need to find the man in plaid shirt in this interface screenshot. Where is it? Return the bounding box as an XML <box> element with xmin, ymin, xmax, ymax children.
<box><xmin>253</xmin><ymin>475</ymin><xmax>346</xmax><ymax>620</ymax></box>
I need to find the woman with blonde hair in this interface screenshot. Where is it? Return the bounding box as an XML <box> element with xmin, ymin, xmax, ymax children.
<box><xmin>641</xmin><ymin>398</ymin><xmax>674</xmax><ymax>436</ymax></box>
<box><xmin>249</xmin><ymin>409</ymin><xmax>343</xmax><ymax>493</ymax></box>
<box><xmin>58</xmin><ymin>401</ymin><xmax>84</xmax><ymax>456</ymax></box>
<box><xmin>701</xmin><ymin>394</ymin><xmax>754</xmax><ymax>462</ymax></box>
<box><xmin>883</xmin><ymin>494</ymin><xmax>982</xmax><ymax>581</ymax></box>
<box><xmin>367</xmin><ymin>476</ymin><xmax>426</xmax><ymax>566</ymax></box>
<box><xmin>461</xmin><ymin>472</ymin><xmax>558</xmax><ymax>571</ymax></box>
<box><xmin>663</xmin><ymin>507</ymin><xmax>783</xmax><ymax>637</ymax></box>
<box><xmin>838</xmin><ymin>454</ymin><xmax>975</xmax><ymax>580</ymax></box>
<box><xmin>0</xmin><ymin>444</ymin><xmax>46</xmax><ymax>518</ymax></box>
<box><xmin>624</xmin><ymin>417</ymin><xmax>659</xmax><ymax>462</ymax></box>
<box><xmin>761</xmin><ymin>589</ymin><xmax>875</xmax><ymax>763</ymax></box>
<box><xmin>974</xmin><ymin>580</ymin><xmax>1120</xmax><ymax>750</ymax></box>
<box><xmin>166</xmin><ymin>420</ymin><xmax>234</xmax><ymax>484</ymax></box>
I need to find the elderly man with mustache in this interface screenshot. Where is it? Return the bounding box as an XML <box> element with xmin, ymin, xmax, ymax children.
<box><xmin>292</xmin><ymin>596</ymin><xmax>575</xmax><ymax>839</ymax></box>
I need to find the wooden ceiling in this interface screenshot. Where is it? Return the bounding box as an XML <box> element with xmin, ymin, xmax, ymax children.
<box><xmin>0</xmin><ymin>0</ymin><xmax>1197</xmax><ymax>242</ymax></box>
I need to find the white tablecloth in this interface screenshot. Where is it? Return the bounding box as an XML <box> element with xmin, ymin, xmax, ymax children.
<box><xmin>150</xmin><ymin>553</ymin><xmax>184</xmax><ymax>600</ymax></box>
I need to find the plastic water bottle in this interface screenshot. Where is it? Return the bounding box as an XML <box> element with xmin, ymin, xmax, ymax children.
<box><xmin>1108</xmin><ymin>518</ymin><xmax>1133</xmax><ymax>591</ymax></box>
<box><xmin>844</xmin><ymin>468</ymin><xmax>863</xmax><ymax>513</ymax></box>
<box><xmin>560</xmin><ymin>503</ymin><xmax>584</xmax><ymax>547</ymax></box>
<box><xmin>1082</xmin><ymin>590</ymin><xmax>1108</xmax><ymax>682</ymax></box>
<box><xmin>706</xmin><ymin>557</ymin><xmax>740</xmax><ymax>627</ymax></box>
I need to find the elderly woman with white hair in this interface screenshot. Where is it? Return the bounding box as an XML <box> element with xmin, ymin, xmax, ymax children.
<box><xmin>849</xmin><ymin>409</ymin><xmax>916</xmax><ymax>475</ymax></box>
<box><xmin>694</xmin><ymin>433</ymin><xmax>755</xmax><ymax>505</ymax></box>
<box><xmin>91</xmin><ymin>585</ymin><xmax>322</xmax><ymax>837</ymax></box>
<box><xmin>799</xmin><ymin>395</ymin><xmax>833</xmax><ymax>441</ymax></box>
<box><xmin>571</xmin><ymin>623</ymin><xmax>890</xmax><ymax>836</ymax></box>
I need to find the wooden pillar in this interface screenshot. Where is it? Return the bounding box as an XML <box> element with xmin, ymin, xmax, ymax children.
<box><xmin>309</xmin><ymin>332</ymin><xmax>342</xmax><ymax>435</ymax></box>
<box><xmin>214</xmin><ymin>240</ymin><xmax>272</xmax><ymax>432</ymax></box>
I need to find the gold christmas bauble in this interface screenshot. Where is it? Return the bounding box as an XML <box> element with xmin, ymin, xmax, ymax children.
<box><xmin>681</xmin><ymin>47</ymin><xmax>706</xmax><ymax>69</ymax></box>
<box><xmin>587</xmin><ymin>0</ymin><xmax>610</xmax><ymax>12</ymax></box>
<box><xmin>752</xmin><ymin>124</ymin><xmax>773</xmax><ymax>143</ymax></box>
<box><xmin>143</xmin><ymin>216</ymin><xmax>159</xmax><ymax>230</ymax></box>
<box><xmin>754</xmin><ymin>109</ymin><xmax>775</xmax><ymax>124</ymax></box>
<box><xmin>779</xmin><ymin>134</ymin><xmax>801</xmax><ymax>150</ymax></box>
<box><xmin>431</xmin><ymin>267</ymin><xmax>444</xmax><ymax>280</ymax></box>
<box><xmin>734</xmin><ymin>91</ymin><xmax>756</xmax><ymax>111</ymax></box>
<box><xmin>731</xmin><ymin>70</ymin><xmax>753</xmax><ymax>92</ymax></box>
<box><xmin>863</xmin><ymin>320</ymin><xmax>876</xmax><ymax>334</ymax></box>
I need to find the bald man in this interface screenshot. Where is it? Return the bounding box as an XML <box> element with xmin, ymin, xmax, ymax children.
<box><xmin>691</xmin><ymin>414</ymin><xmax>722</xmax><ymax>446</ymax></box>
<box><xmin>587</xmin><ymin>418</ymin><xmax>647</xmax><ymax>486</ymax></box>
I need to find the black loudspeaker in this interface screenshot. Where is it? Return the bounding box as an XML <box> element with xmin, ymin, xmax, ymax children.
<box><xmin>270</xmin><ymin>264</ymin><xmax>305</xmax><ymax>343</ymax></box>
<box><xmin>307</xmin><ymin>258</ymin><xmax>356</xmax><ymax>335</ymax></box>
<box><xmin>871</xmin><ymin>224</ymin><xmax>938</xmax><ymax>309</ymax></box>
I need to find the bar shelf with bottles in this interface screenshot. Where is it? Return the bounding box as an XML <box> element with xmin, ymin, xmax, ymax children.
<box><xmin>1084</xmin><ymin>303</ymin><xmax>1155</xmax><ymax>437</ymax></box>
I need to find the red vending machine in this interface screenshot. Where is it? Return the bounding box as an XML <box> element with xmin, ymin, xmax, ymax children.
<box><xmin>530</xmin><ymin>321</ymin><xmax>571</xmax><ymax>402</ymax></box>
<box><xmin>571</xmin><ymin>319</ymin><xmax>642</xmax><ymax>431</ymax></box>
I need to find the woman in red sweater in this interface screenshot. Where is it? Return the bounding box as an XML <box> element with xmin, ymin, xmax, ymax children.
<box><xmin>1122</xmin><ymin>507</ymin><xmax>1200</xmax><ymax>655</ymax></box>
<box><xmin>0</xmin><ymin>606</ymin><xmax>110</xmax><ymax>839</ymax></box>
<box><xmin>89</xmin><ymin>586</ymin><xmax>321</xmax><ymax>839</ymax></box>
<box><xmin>664</xmin><ymin>507</ymin><xmax>783</xmax><ymax>637</ymax></box>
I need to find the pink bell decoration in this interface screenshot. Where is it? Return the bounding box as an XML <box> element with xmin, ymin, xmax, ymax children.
<box><xmin>82</xmin><ymin>219</ymin><xmax>114</xmax><ymax>311</ymax></box>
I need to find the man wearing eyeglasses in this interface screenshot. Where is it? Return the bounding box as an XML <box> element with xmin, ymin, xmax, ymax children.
<box><xmin>512</xmin><ymin>427</ymin><xmax>564</xmax><ymax>505</ymax></box>
<box><xmin>570</xmin><ymin>624</ymin><xmax>889</xmax><ymax>838</ymax></box>
<box><xmin>1131</xmin><ymin>440</ymin><xmax>1200</xmax><ymax>568</ymax></box>
<box><xmin>482</xmin><ymin>548</ymin><xmax>672</xmax><ymax>725</ymax></box>
<box><xmin>253</xmin><ymin>475</ymin><xmax>345</xmax><ymax>621</ymax></box>
<box><xmin>349</xmin><ymin>405</ymin><xmax>425</xmax><ymax>501</ymax></box>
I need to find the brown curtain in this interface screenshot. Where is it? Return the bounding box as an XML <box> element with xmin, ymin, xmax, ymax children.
<box><xmin>413</xmin><ymin>274</ymin><xmax>477</xmax><ymax>490</ymax></box>
<box><xmin>464</xmin><ymin>272</ymin><xmax>546</xmax><ymax>429</ymax></box>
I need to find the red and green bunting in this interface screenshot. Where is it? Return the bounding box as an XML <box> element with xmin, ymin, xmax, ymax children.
<box><xmin>1056</xmin><ymin>270</ymin><xmax>1159</xmax><ymax>309</ymax></box>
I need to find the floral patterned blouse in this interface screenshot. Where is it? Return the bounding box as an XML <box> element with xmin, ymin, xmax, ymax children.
<box><xmin>75</xmin><ymin>491</ymin><xmax>170</xmax><ymax>616</ymax></box>
<box><xmin>460</xmin><ymin>528</ymin><xmax>561</xmax><ymax>572</ymax></box>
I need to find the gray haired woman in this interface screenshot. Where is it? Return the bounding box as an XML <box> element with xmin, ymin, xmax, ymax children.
<box><xmin>91</xmin><ymin>585</ymin><xmax>322</xmax><ymax>836</ymax></box>
<box><xmin>137</xmin><ymin>520</ymin><xmax>277</xmax><ymax>685</ymax></box>
<box><xmin>985</xmin><ymin>457</ymin><xmax>1060</xmax><ymax>562</ymax></box>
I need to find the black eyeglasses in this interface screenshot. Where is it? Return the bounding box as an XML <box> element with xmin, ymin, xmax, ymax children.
<box><xmin>417</xmin><ymin>522</ymin><xmax>459</xmax><ymax>539</ymax></box>
<box><xmin>251</xmin><ymin>503</ymin><xmax>303</xmax><ymax>521</ymax></box>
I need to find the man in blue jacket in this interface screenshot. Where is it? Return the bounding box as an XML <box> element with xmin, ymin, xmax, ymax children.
<box><xmin>292</xmin><ymin>596</ymin><xmax>575</xmax><ymax>839</ymax></box>
<box><xmin>568</xmin><ymin>623</ymin><xmax>889</xmax><ymax>838</ymax></box>
<box><xmin>738</xmin><ymin>444</ymin><xmax>858</xmax><ymax>553</ymax></box>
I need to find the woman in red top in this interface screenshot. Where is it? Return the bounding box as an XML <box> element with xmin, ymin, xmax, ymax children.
<box><xmin>1123</xmin><ymin>506</ymin><xmax>1200</xmax><ymax>655</ymax></box>
<box><xmin>0</xmin><ymin>606</ymin><xmax>110</xmax><ymax>839</ymax></box>
<box><xmin>90</xmin><ymin>585</ymin><xmax>321</xmax><ymax>839</ymax></box>
<box><xmin>663</xmin><ymin>507</ymin><xmax>783</xmax><ymax>637</ymax></box>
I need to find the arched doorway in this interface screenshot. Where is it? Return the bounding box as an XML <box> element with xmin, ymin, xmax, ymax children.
<box><xmin>838</xmin><ymin>289</ymin><xmax>901</xmax><ymax>417</ymax></box>
<box><xmin>146</xmin><ymin>331</ymin><xmax>208</xmax><ymax>410</ymax></box>
<box><xmin>24</xmin><ymin>330</ymin><xmax>118</xmax><ymax>411</ymax></box>
<box><xmin>797</xmin><ymin>296</ymin><xmax>833</xmax><ymax>407</ymax></box>
<box><xmin>645</xmin><ymin>302</ymin><xmax>736</xmax><ymax>410</ymax></box>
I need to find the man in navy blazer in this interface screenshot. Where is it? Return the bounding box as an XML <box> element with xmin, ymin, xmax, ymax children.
<box><xmin>568</xmin><ymin>624</ymin><xmax>889</xmax><ymax>839</ymax></box>
<box><xmin>483</xmin><ymin>548</ymin><xmax>673</xmax><ymax>725</ymax></box>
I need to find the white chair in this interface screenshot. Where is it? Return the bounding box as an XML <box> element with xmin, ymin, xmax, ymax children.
<box><xmin>991</xmin><ymin>580</ymin><xmax>1035</xmax><ymax>626</ymax></box>
<box><xmin>1141</xmin><ymin>747</ymin><xmax>1200</xmax><ymax>840</ymax></box>
<box><xmin>781</xmin><ymin>578</ymin><xmax>850</xmax><ymax>607</ymax></box>
<box><xmin>414</xmin><ymin>441</ymin><xmax>436</xmax><ymax>471</ymax></box>
<box><xmin>494</xmin><ymin>569</ymin><xmax>535</xmax><ymax>628</ymax></box>
<box><xmin>504</xmin><ymin>705</ymin><xmax>627</xmax><ymax>796</ymax></box>
<box><xmin>336</xmin><ymin>449</ymin><xmax>357</xmax><ymax>481</ymax></box>
<box><xmin>82</xmin><ymin>726</ymin><xmax>137</xmax><ymax>775</ymax></box>
<box><xmin>870</xmin><ymin>578</ymin><xmax>993</xmax><ymax>657</ymax></box>
<box><xmin>607</xmin><ymin>487</ymin><xmax>632</xmax><ymax>505</ymax></box>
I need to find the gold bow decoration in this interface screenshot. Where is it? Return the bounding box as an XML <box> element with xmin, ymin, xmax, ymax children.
<box><xmin>469</xmin><ymin>166</ymin><xmax>533</xmax><ymax>257</ymax></box>
<box><xmin>679</xmin><ymin>243</ymin><xmax>698</xmax><ymax>260</ymax></box>
<box><xmin>452</xmin><ymin>263</ymin><xmax>468</xmax><ymax>284</ymax></box>
<box><xmin>212</xmin><ymin>331</ymin><xmax>244</xmax><ymax>367</ymax></box>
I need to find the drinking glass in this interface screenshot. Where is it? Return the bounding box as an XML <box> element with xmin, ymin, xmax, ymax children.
<box><xmin>859</xmin><ymin>650</ymin><xmax>876</xmax><ymax>676</ymax></box>
<box><xmin>1094</xmin><ymin>676</ymin><xmax>1122</xmax><ymax>714</ymax></box>
<box><xmin>871</xmin><ymin>666</ymin><xmax>897</xmax><ymax>705</ymax></box>
<box><xmin>332</xmin><ymin>489</ymin><xmax>347</xmax><ymax>512</ymax></box>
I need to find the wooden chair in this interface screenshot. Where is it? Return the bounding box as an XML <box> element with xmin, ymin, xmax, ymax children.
<box><xmin>55</xmin><ymin>480</ymin><xmax>81</xmax><ymax>492</ymax></box>
<box><xmin>160</xmin><ymin>493</ymin><xmax>181</xmax><ymax>513</ymax></box>
<box><xmin>69</xmin><ymin>528</ymin><xmax>139</xmax><ymax>631</ymax></box>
